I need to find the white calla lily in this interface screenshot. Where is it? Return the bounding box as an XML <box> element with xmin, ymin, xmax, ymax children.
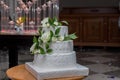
<box><xmin>41</xmin><ymin>18</ymin><xmax>49</xmax><ymax>27</ymax></box>
<box><xmin>58</xmin><ymin>36</ymin><xmax>64</xmax><ymax>41</ymax></box>
<box><xmin>34</xmin><ymin>49</ymin><xmax>40</xmax><ymax>54</ymax></box>
<box><xmin>30</xmin><ymin>43</ymin><xmax>36</xmax><ymax>52</ymax></box>
<box><xmin>42</xmin><ymin>23</ymin><xmax>47</xmax><ymax>27</ymax></box>
<box><xmin>52</xmin><ymin>37</ymin><xmax>58</xmax><ymax>42</ymax></box>
<box><xmin>46</xmin><ymin>23</ymin><xmax>50</xmax><ymax>27</ymax></box>
<box><xmin>41</xmin><ymin>31</ymin><xmax>51</xmax><ymax>43</ymax></box>
<box><xmin>54</xmin><ymin>21</ymin><xmax>59</xmax><ymax>26</ymax></box>
<box><xmin>41</xmin><ymin>18</ymin><xmax>49</xmax><ymax>24</ymax></box>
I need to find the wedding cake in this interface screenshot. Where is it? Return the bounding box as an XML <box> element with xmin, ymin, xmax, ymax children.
<box><xmin>25</xmin><ymin>17</ymin><xmax>89</xmax><ymax>80</ymax></box>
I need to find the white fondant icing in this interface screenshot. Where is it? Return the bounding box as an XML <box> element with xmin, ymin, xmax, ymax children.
<box><xmin>58</xmin><ymin>26</ymin><xmax>68</xmax><ymax>36</ymax></box>
<box><xmin>25</xmin><ymin>25</ymin><xmax>89</xmax><ymax>80</ymax></box>
<box><xmin>25</xmin><ymin>62</ymin><xmax>89</xmax><ymax>80</ymax></box>
<box><xmin>33</xmin><ymin>51</ymin><xmax>76</xmax><ymax>69</ymax></box>
<box><xmin>50</xmin><ymin>40</ymin><xmax>73</xmax><ymax>53</ymax></box>
<box><xmin>42</xmin><ymin>26</ymin><xmax>68</xmax><ymax>36</ymax></box>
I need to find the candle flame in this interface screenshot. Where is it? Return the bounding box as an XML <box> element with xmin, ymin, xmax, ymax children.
<box><xmin>16</xmin><ymin>17</ymin><xmax>25</xmax><ymax>26</ymax></box>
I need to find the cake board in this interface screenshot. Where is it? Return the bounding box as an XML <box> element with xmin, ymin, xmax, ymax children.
<box><xmin>25</xmin><ymin>62</ymin><xmax>89</xmax><ymax>80</ymax></box>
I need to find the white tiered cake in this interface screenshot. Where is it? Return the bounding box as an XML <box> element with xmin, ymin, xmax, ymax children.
<box><xmin>25</xmin><ymin>18</ymin><xmax>89</xmax><ymax>80</ymax></box>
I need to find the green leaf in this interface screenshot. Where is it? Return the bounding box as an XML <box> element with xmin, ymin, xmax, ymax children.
<box><xmin>47</xmin><ymin>49</ymin><xmax>53</xmax><ymax>53</ymax></box>
<box><xmin>49</xmin><ymin>30</ymin><xmax>54</xmax><ymax>41</ymax></box>
<box><xmin>34</xmin><ymin>42</ymin><xmax>39</xmax><ymax>50</ymax></box>
<box><xmin>52</xmin><ymin>24</ymin><xmax>56</xmax><ymax>28</ymax></box>
<box><xmin>58</xmin><ymin>22</ymin><xmax>62</xmax><ymax>26</ymax></box>
<box><xmin>68</xmin><ymin>33</ymin><xmax>78</xmax><ymax>39</ymax></box>
<box><xmin>61</xmin><ymin>21</ymin><xmax>69</xmax><ymax>25</ymax></box>
<box><xmin>53</xmin><ymin>17</ymin><xmax>58</xmax><ymax>22</ymax></box>
<box><xmin>31</xmin><ymin>51</ymin><xmax>34</xmax><ymax>54</ymax></box>
<box><xmin>33</xmin><ymin>36</ymin><xmax>38</xmax><ymax>43</ymax></box>
<box><xmin>55</xmin><ymin>27</ymin><xmax>61</xmax><ymax>35</ymax></box>
<box><xmin>64</xmin><ymin>33</ymin><xmax>77</xmax><ymax>41</ymax></box>
<box><xmin>54</xmin><ymin>35</ymin><xmax>59</xmax><ymax>37</ymax></box>
<box><xmin>64</xmin><ymin>36</ymin><xmax>71</xmax><ymax>41</ymax></box>
<box><xmin>38</xmin><ymin>37</ymin><xmax>43</xmax><ymax>44</ymax></box>
<box><xmin>39</xmin><ymin>47</ymin><xmax>45</xmax><ymax>54</ymax></box>
<box><xmin>48</xmin><ymin>18</ymin><xmax>53</xmax><ymax>25</ymax></box>
<box><xmin>38</xmin><ymin>28</ymin><xmax>42</xmax><ymax>36</ymax></box>
<box><xmin>45</xmin><ymin>43</ymin><xmax>49</xmax><ymax>49</ymax></box>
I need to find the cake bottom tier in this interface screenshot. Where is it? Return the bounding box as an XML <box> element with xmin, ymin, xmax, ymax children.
<box><xmin>33</xmin><ymin>51</ymin><xmax>77</xmax><ymax>69</ymax></box>
<box><xmin>25</xmin><ymin>62</ymin><xmax>89</xmax><ymax>80</ymax></box>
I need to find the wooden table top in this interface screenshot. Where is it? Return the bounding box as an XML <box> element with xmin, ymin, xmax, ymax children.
<box><xmin>6</xmin><ymin>64</ymin><xmax>85</xmax><ymax>80</ymax></box>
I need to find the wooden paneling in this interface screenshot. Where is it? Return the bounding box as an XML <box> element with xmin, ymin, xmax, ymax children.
<box><xmin>60</xmin><ymin>8</ymin><xmax>120</xmax><ymax>47</ymax></box>
<box><xmin>108</xmin><ymin>17</ymin><xmax>120</xmax><ymax>43</ymax></box>
<box><xmin>83</xmin><ymin>17</ymin><xmax>105</xmax><ymax>42</ymax></box>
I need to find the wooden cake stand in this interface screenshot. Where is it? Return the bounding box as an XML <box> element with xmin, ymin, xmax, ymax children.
<box><xmin>6</xmin><ymin>64</ymin><xmax>85</xmax><ymax>80</ymax></box>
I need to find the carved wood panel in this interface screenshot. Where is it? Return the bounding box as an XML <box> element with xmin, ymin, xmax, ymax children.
<box><xmin>108</xmin><ymin>17</ymin><xmax>120</xmax><ymax>42</ymax></box>
<box><xmin>83</xmin><ymin>17</ymin><xmax>106</xmax><ymax>42</ymax></box>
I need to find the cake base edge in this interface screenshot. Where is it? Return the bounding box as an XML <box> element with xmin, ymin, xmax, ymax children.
<box><xmin>25</xmin><ymin>62</ymin><xmax>89</xmax><ymax>80</ymax></box>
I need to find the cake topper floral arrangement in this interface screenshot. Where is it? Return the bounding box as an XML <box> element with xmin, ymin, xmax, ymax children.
<box><xmin>30</xmin><ymin>17</ymin><xmax>77</xmax><ymax>54</ymax></box>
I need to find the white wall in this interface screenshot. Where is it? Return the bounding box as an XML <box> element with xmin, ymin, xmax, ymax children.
<box><xmin>60</xmin><ymin>0</ymin><xmax>119</xmax><ymax>7</ymax></box>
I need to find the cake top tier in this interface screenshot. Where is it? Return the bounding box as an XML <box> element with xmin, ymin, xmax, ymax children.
<box><xmin>30</xmin><ymin>17</ymin><xmax>77</xmax><ymax>55</ymax></box>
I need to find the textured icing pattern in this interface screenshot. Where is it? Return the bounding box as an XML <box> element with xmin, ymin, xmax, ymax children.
<box><xmin>42</xmin><ymin>26</ymin><xmax>68</xmax><ymax>36</ymax></box>
<box><xmin>33</xmin><ymin>52</ymin><xmax>76</xmax><ymax>69</ymax></box>
<box><xmin>26</xmin><ymin>62</ymin><xmax>89</xmax><ymax>80</ymax></box>
<box><xmin>50</xmin><ymin>40</ymin><xmax>73</xmax><ymax>53</ymax></box>
<box><xmin>58</xmin><ymin>26</ymin><xmax>68</xmax><ymax>36</ymax></box>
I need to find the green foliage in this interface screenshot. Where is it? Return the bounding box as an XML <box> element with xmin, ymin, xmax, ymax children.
<box><xmin>39</xmin><ymin>47</ymin><xmax>45</xmax><ymax>54</ymax></box>
<box><xmin>55</xmin><ymin>27</ymin><xmax>61</xmax><ymax>36</ymax></box>
<box><xmin>68</xmin><ymin>33</ymin><xmax>78</xmax><ymax>39</ymax></box>
<box><xmin>38</xmin><ymin>28</ymin><xmax>43</xmax><ymax>36</ymax></box>
<box><xmin>49</xmin><ymin>30</ymin><xmax>54</xmax><ymax>42</ymax></box>
<box><xmin>47</xmin><ymin>49</ymin><xmax>53</xmax><ymax>53</ymax></box>
<box><xmin>33</xmin><ymin>36</ymin><xmax>38</xmax><ymax>43</ymax></box>
<box><xmin>64</xmin><ymin>33</ymin><xmax>77</xmax><ymax>41</ymax></box>
<box><xmin>48</xmin><ymin>18</ymin><xmax>53</xmax><ymax>25</ymax></box>
<box><xmin>30</xmin><ymin>17</ymin><xmax>77</xmax><ymax>55</ymax></box>
<box><xmin>45</xmin><ymin>43</ymin><xmax>49</xmax><ymax>49</ymax></box>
